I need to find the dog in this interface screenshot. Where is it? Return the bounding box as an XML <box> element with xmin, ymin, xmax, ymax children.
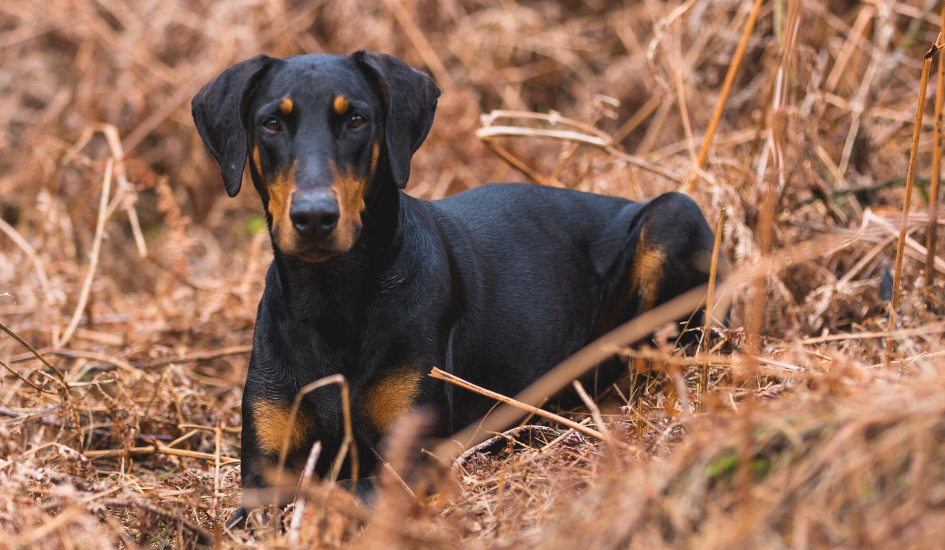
<box><xmin>191</xmin><ymin>50</ymin><xmax>722</xmax><ymax>525</ymax></box>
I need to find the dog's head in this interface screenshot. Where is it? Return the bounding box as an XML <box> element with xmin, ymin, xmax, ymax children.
<box><xmin>192</xmin><ymin>52</ymin><xmax>440</xmax><ymax>262</ymax></box>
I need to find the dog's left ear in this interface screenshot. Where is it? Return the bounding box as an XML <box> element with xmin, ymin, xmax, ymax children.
<box><xmin>352</xmin><ymin>51</ymin><xmax>440</xmax><ymax>188</ymax></box>
<box><xmin>192</xmin><ymin>55</ymin><xmax>277</xmax><ymax>197</ymax></box>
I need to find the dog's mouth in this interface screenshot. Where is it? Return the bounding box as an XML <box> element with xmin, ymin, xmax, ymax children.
<box><xmin>281</xmin><ymin>224</ymin><xmax>362</xmax><ymax>263</ymax></box>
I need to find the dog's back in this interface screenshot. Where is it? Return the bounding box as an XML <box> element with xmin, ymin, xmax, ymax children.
<box><xmin>425</xmin><ymin>183</ymin><xmax>714</xmax><ymax>430</ymax></box>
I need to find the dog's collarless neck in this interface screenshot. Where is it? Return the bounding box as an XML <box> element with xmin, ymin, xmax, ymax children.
<box><xmin>270</xmin><ymin>184</ymin><xmax>415</xmax><ymax>320</ymax></box>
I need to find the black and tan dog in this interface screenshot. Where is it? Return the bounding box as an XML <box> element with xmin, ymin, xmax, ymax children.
<box><xmin>192</xmin><ymin>51</ymin><xmax>721</xmax><ymax>524</ymax></box>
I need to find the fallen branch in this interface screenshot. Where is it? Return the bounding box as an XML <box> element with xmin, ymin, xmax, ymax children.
<box><xmin>144</xmin><ymin>345</ymin><xmax>253</xmax><ymax>368</ymax></box>
<box><xmin>83</xmin><ymin>443</ymin><xmax>239</xmax><ymax>465</ymax></box>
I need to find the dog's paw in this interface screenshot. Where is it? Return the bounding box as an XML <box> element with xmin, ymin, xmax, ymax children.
<box><xmin>226</xmin><ymin>506</ymin><xmax>248</xmax><ymax>530</ymax></box>
<box><xmin>338</xmin><ymin>477</ymin><xmax>378</xmax><ymax>507</ymax></box>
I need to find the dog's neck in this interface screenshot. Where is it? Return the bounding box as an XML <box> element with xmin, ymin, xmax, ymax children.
<box><xmin>266</xmin><ymin>170</ymin><xmax>410</xmax><ymax>324</ymax></box>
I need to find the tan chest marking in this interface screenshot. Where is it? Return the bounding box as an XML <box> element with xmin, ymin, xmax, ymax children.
<box><xmin>251</xmin><ymin>401</ymin><xmax>310</xmax><ymax>455</ymax></box>
<box><xmin>363</xmin><ymin>369</ymin><xmax>423</xmax><ymax>432</ymax></box>
<box><xmin>629</xmin><ymin>228</ymin><xmax>666</xmax><ymax>312</ymax></box>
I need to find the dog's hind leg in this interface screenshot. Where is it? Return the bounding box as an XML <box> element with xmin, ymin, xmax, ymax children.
<box><xmin>588</xmin><ymin>192</ymin><xmax>725</xmax><ymax>397</ymax></box>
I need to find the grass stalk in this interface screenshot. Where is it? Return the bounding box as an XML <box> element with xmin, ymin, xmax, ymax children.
<box><xmin>685</xmin><ymin>0</ymin><xmax>765</xmax><ymax>194</ymax></box>
<box><xmin>884</xmin><ymin>40</ymin><xmax>941</xmax><ymax>368</ymax></box>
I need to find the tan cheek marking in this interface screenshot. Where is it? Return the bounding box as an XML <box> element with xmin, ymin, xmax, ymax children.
<box><xmin>629</xmin><ymin>228</ymin><xmax>666</xmax><ymax>311</ymax></box>
<box><xmin>251</xmin><ymin>145</ymin><xmax>262</xmax><ymax>177</ymax></box>
<box><xmin>363</xmin><ymin>369</ymin><xmax>423</xmax><ymax>432</ymax></box>
<box><xmin>331</xmin><ymin>166</ymin><xmax>367</xmax><ymax>248</ymax></box>
<box><xmin>268</xmin><ymin>164</ymin><xmax>297</xmax><ymax>251</ymax></box>
<box><xmin>333</xmin><ymin>95</ymin><xmax>349</xmax><ymax>114</ymax></box>
<box><xmin>279</xmin><ymin>97</ymin><xmax>293</xmax><ymax>114</ymax></box>
<box><xmin>369</xmin><ymin>142</ymin><xmax>380</xmax><ymax>176</ymax></box>
<box><xmin>252</xmin><ymin>401</ymin><xmax>309</xmax><ymax>455</ymax></box>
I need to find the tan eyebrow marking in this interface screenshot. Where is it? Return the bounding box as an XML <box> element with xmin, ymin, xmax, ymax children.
<box><xmin>333</xmin><ymin>95</ymin><xmax>349</xmax><ymax>115</ymax></box>
<box><xmin>279</xmin><ymin>97</ymin><xmax>293</xmax><ymax>114</ymax></box>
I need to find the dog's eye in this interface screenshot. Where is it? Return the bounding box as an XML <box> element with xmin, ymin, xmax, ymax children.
<box><xmin>348</xmin><ymin>114</ymin><xmax>364</xmax><ymax>129</ymax></box>
<box><xmin>263</xmin><ymin>117</ymin><xmax>281</xmax><ymax>131</ymax></box>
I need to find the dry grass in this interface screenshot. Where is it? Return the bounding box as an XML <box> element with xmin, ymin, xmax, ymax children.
<box><xmin>1</xmin><ymin>0</ymin><xmax>945</xmax><ymax>548</ymax></box>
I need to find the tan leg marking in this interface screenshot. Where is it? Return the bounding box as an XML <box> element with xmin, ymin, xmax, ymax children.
<box><xmin>279</xmin><ymin>97</ymin><xmax>293</xmax><ymax>114</ymax></box>
<box><xmin>252</xmin><ymin>401</ymin><xmax>310</xmax><ymax>455</ymax></box>
<box><xmin>333</xmin><ymin>95</ymin><xmax>349</xmax><ymax>114</ymax></box>
<box><xmin>363</xmin><ymin>369</ymin><xmax>423</xmax><ymax>432</ymax></box>
<box><xmin>629</xmin><ymin>227</ymin><xmax>666</xmax><ymax>311</ymax></box>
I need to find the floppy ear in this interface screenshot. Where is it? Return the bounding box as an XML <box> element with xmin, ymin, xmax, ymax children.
<box><xmin>352</xmin><ymin>51</ymin><xmax>441</xmax><ymax>188</ymax></box>
<box><xmin>191</xmin><ymin>55</ymin><xmax>275</xmax><ymax>197</ymax></box>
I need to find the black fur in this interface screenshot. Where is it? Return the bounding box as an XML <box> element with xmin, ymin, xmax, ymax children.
<box><xmin>191</xmin><ymin>51</ymin><xmax>723</xmax><ymax>527</ymax></box>
<box><xmin>352</xmin><ymin>50</ymin><xmax>440</xmax><ymax>188</ymax></box>
<box><xmin>192</xmin><ymin>54</ymin><xmax>278</xmax><ymax>197</ymax></box>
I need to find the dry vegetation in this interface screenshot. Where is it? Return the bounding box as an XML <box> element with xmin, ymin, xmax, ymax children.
<box><xmin>2</xmin><ymin>0</ymin><xmax>945</xmax><ymax>548</ymax></box>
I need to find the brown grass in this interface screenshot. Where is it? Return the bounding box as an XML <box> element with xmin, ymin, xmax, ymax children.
<box><xmin>1</xmin><ymin>0</ymin><xmax>944</xmax><ymax>548</ymax></box>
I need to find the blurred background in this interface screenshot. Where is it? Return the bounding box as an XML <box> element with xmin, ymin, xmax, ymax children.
<box><xmin>2</xmin><ymin>0</ymin><xmax>945</xmax><ymax>548</ymax></box>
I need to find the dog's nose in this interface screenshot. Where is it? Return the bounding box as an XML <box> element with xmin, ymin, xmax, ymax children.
<box><xmin>290</xmin><ymin>197</ymin><xmax>339</xmax><ymax>240</ymax></box>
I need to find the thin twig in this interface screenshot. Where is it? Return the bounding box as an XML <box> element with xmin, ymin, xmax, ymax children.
<box><xmin>481</xmin><ymin>140</ymin><xmax>558</xmax><ymax>186</ymax></box>
<box><xmin>0</xmin><ymin>217</ymin><xmax>57</xmax><ymax>343</ymax></box>
<box><xmin>481</xmin><ymin>110</ymin><xmax>613</xmax><ymax>140</ymax></box>
<box><xmin>0</xmin><ymin>319</ymin><xmax>67</xmax><ymax>385</ymax></box>
<box><xmin>277</xmin><ymin>374</ymin><xmax>358</xmax><ymax>505</ymax></box>
<box><xmin>700</xmin><ymin>209</ymin><xmax>726</xmax><ymax>406</ymax></box>
<box><xmin>478</xmin><ymin>110</ymin><xmax>683</xmax><ymax>182</ymax></box>
<box><xmin>477</xmin><ymin>126</ymin><xmax>611</xmax><ymax>147</ymax></box>
<box><xmin>429</xmin><ymin>367</ymin><xmax>610</xmax><ymax>443</ymax></box>
<box><xmin>380</xmin><ymin>0</ymin><xmax>454</xmax><ymax>91</ymax></box>
<box><xmin>0</xmin><ymin>356</ymin><xmax>53</xmax><ymax>394</ymax></box>
<box><xmin>571</xmin><ymin>381</ymin><xmax>613</xmax><ymax>440</ymax></box>
<box><xmin>83</xmin><ymin>443</ymin><xmax>239</xmax><ymax>464</ymax></box>
<box><xmin>685</xmin><ymin>0</ymin><xmax>765</xmax><ymax>193</ymax></box>
<box><xmin>212</xmin><ymin>422</ymin><xmax>222</xmax><ymax>519</ymax></box>
<box><xmin>288</xmin><ymin>441</ymin><xmax>322</xmax><ymax>545</ymax></box>
<box><xmin>60</xmin><ymin>158</ymin><xmax>114</xmax><ymax>348</ymax></box>
<box><xmin>885</xmin><ymin>40</ymin><xmax>942</xmax><ymax>368</ymax></box>
<box><xmin>926</xmin><ymin>18</ymin><xmax>945</xmax><ymax>291</ymax></box>
<box><xmin>144</xmin><ymin>346</ymin><xmax>253</xmax><ymax>368</ymax></box>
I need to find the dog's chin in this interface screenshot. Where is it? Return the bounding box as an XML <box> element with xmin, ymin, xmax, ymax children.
<box><xmin>278</xmin><ymin>244</ymin><xmax>336</xmax><ymax>263</ymax></box>
<box><xmin>295</xmin><ymin>249</ymin><xmax>337</xmax><ymax>263</ymax></box>
<box><xmin>290</xmin><ymin>240</ymin><xmax>356</xmax><ymax>263</ymax></box>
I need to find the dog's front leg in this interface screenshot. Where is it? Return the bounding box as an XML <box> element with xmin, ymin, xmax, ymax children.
<box><xmin>229</xmin><ymin>381</ymin><xmax>312</xmax><ymax>528</ymax></box>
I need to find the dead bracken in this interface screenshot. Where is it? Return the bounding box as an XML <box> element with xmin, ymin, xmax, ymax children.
<box><xmin>1</xmin><ymin>0</ymin><xmax>944</xmax><ymax>548</ymax></box>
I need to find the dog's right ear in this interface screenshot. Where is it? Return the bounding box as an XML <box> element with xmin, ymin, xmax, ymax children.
<box><xmin>192</xmin><ymin>55</ymin><xmax>276</xmax><ymax>197</ymax></box>
<box><xmin>352</xmin><ymin>51</ymin><xmax>440</xmax><ymax>189</ymax></box>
